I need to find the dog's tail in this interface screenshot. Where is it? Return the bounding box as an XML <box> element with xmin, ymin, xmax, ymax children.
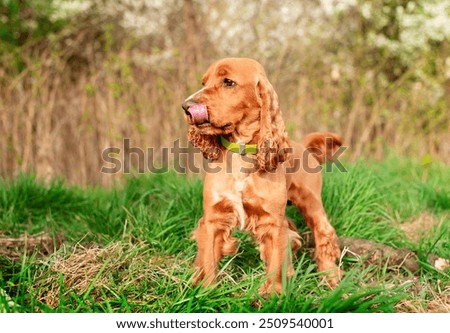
<box><xmin>301</xmin><ymin>132</ymin><xmax>343</xmax><ymax>165</ymax></box>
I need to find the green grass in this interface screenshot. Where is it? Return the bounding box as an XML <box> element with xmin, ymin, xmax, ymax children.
<box><xmin>0</xmin><ymin>157</ymin><xmax>448</xmax><ymax>312</ymax></box>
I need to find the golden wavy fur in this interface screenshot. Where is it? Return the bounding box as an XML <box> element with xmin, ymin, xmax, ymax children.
<box><xmin>182</xmin><ymin>58</ymin><xmax>342</xmax><ymax>293</ymax></box>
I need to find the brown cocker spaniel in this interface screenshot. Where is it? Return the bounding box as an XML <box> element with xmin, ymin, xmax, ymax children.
<box><xmin>182</xmin><ymin>58</ymin><xmax>342</xmax><ymax>294</ymax></box>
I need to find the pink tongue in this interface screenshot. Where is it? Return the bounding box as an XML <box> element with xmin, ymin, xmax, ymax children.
<box><xmin>188</xmin><ymin>104</ymin><xmax>208</xmax><ymax>123</ymax></box>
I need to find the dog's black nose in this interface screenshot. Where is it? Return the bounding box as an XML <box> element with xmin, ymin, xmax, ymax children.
<box><xmin>182</xmin><ymin>99</ymin><xmax>197</xmax><ymax>114</ymax></box>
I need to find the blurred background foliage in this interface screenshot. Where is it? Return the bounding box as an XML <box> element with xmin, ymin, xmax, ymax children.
<box><xmin>0</xmin><ymin>0</ymin><xmax>448</xmax><ymax>185</ymax></box>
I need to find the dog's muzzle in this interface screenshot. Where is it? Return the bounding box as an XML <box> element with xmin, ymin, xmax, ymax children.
<box><xmin>182</xmin><ymin>101</ymin><xmax>209</xmax><ymax>125</ymax></box>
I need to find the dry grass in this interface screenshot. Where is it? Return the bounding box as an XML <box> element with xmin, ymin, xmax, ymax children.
<box><xmin>396</xmin><ymin>280</ymin><xmax>450</xmax><ymax>313</ymax></box>
<box><xmin>399</xmin><ymin>212</ymin><xmax>441</xmax><ymax>243</ymax></box>
<box><xmin>33</xmin><ymin>242</ymin><xmax>186</xmax><ymax>309</ymax></box>
<box><xmin>29</xmin><ymin>240</ymin><xmax>450</xmax><ymax>312</ymax></box>
<box><xmin>0</xmin><ymin>233</ymin><xmax>64</xmax><ymax>260</ymax></box>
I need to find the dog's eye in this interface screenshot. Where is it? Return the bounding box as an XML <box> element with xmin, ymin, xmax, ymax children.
<box><xmin>222</xmin><ymin>78</ymin><xmax>236</xmax><ymax>87</ymax></box>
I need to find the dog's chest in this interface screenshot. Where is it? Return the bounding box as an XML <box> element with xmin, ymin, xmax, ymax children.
<box><xmin>212</xmin><ymin>173</ymin><xmax>249</xmax><ymax>230</ymax></box>
<box><xmin>207</xmin><ymin>153</ymin><xmax>284</xmax><ymax>230</ymax></box>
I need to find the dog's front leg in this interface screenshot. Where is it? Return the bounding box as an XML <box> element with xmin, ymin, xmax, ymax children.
<box><xmin>192</xmin><ymin>216</ymin><xmax>237</xmax><ymax>287</ymax></box>
<box><xmin>252</xmin><ymin>215</ymin><xmax>295</xmax><ymax>294</ymax></box>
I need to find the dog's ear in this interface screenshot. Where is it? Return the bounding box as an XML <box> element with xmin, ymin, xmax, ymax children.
<box><xmin>256</xmin><ymin>75</ymin><xmax>290</xmax><ymax>171</ymax></box>
<box><xmin>187</xmin><ymin>126</ymin><xmax>221</xmax><ymax>160</ymax></box>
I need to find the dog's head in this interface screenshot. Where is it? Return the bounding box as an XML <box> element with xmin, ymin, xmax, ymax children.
<box><xmin>182</xmin><ymin>58</ymin><xmax>290</xmax><ymax>171</ymax></box>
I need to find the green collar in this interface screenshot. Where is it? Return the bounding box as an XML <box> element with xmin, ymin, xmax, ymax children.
<box><xmin>219</xmin><ymin>136</ymin><xmax>257</xmax><ymax>155</ymax></box>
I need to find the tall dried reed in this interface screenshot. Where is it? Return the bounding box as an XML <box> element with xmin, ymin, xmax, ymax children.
<box><xmin>1</xmin><ymin>18</ymin><xmax>448</xmax><ymax>186</ymax></box>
